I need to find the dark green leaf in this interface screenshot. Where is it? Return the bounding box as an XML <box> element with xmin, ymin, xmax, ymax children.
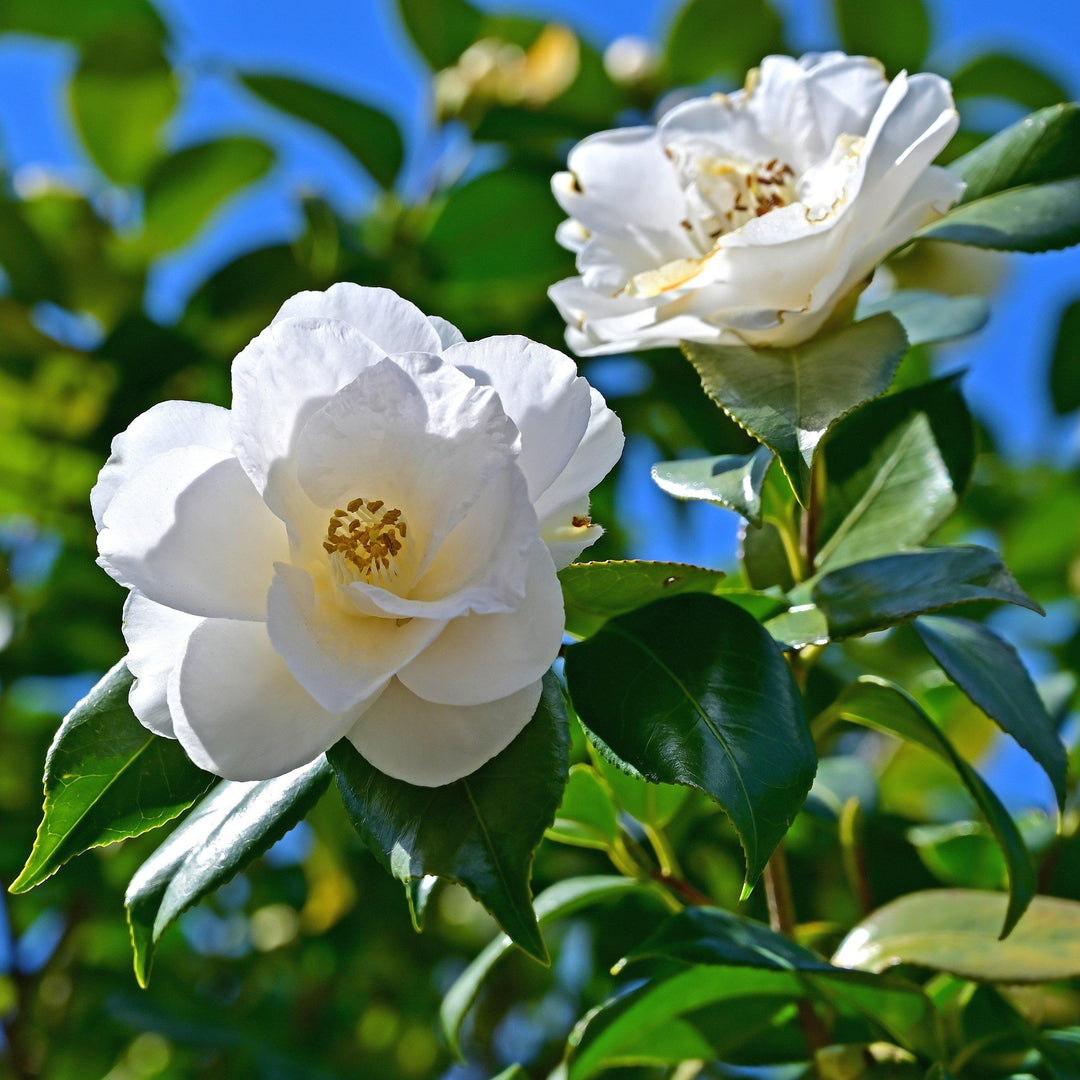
<box><xmin>814</xmin><ymin>413</ymin><xmax>957</xmax><ymax>573</ymax></box>
<box><xmin>396</xmin><ymin>0</ymin><xmax>483</xmax><ymax>70</ymax></box>
<box><xmin>920</xmin><ymin>177</ymin><xmax>1080</xmax><ymax>253</ymax></box>
<box><xmin>916</xmin><ymin>615</ymin><xmax>1067</xmax><ymax>808</ymax></box>
<box><xmin>740</xmin><ymin>520</ymin><xmax>797</xmax><ymax>592</ymax></box>
<box><xmin>806</xmin><ymin>756</ymin><xmax>878</xmax><ymax>819</ymax></box>
<box><xmin>663</xmin><ymin>0</ymin><xmax>784</xmax><ymax>86</ymax></box>
<box><xmin>856</xmin><ymin>290</ymin><xmax>989</xmax><ymax>346</ymax></box>
<box><xmin>684</xmin><ymin>314</ymin><xmax>908</xmax><ymax>504</ymax></box>
<box><xmin>440</xmin><ymin>875</ymin><xmax>660</xmax><ymax>1057</ymax></box>
<box><xmin>818</xmin><ymin>677</ymin><xmax>1036</xmax><ymax>935</ymax></box>
<box><xmin>239</xmin><ymin>73</ymin><xmax>403</xmax><ymax>189</ymax></box>
<box><xmin>951</xmin><ymin>104</ymin><xmax>1080</xmax><ymax>205</ymax></box>
<box><xmin>141</xmin><ymin>137</ymin><xmax>275</xmax><ymax>254</ymax></box>
<box><xmin>1050</xmin><ymin>299</ymin><xmax>1080</xmax><ymax>415</ymax></box>
<box><xmin>951</xmin><ymin>53</ymin><xmax>1068</xmax><ymax>112</ymax></box>
<box><xmin>69</xmin><ymin>29</ymin><xmax>178</xmax><ymax>184</ymax></box>
<box><xmin>833</xmin><ymin>890</ymin><xmax>1080</xmax><ymax>982</ymax></box>
<box><xmin>833</xmin><ymin>0</ymin><xmax>931</xmax><ymax>74</ymax></box>
<box><xmin>812</xmin><ymin>545</ymin><xmax>1042</xmax><ymax>638</ymax></box>
<box><xmin>546</xmin><ymin>764</ymin><xmax>619</xmax><ymax>850</ymax></box>
<box><xmin>11</xmin><ymin>661</ymin><xmax>214</xmax><ymax>894</ymax></box>
<box><xmin>564</xmin><ymin>594</ymin><xmax>816</xmax><ymax>893</ymax></box>
<box><xmin>559</xmin><ymin>559</ymin><xmax>734</xmax><ymax>639</ymax></box>
<box><xmin>765</xmin><ymin>604</ymin><xmax>830</xmax><ymax>649</ymax></box>
<box><xmin>406</xmin><ymin>874</ymin><xmax>438</xmax><ymax>932</ymax></box>
<box><xmin>125</xmin><ymin>757</ymin><xmax>331</xmax><ymax>986</ymax></box>
<box><xmin>0</xmin><ymin>0</ymin><xmax>167</xmax><ymax>44</ymax></box>
<box><xmin>651</xmin><ymin>446</ymin><xmax>773</xmax><ymax>526</ymax></box>
<box><xmin>329</xmin><ymin>672</ymin><xmax>569</xmax><ymax>962</ymax></box>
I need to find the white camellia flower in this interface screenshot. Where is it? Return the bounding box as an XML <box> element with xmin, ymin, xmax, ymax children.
<box><xmin>549</xmin><ymin>52</ymin><xmax>963</xmax><ymax>355</ymax></box>
<box><xmin>93</xmin><ymin>285</ymin><xmax>622</xmax><ymax>786</ymax></box>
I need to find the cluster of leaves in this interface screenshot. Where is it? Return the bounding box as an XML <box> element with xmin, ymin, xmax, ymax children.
<box><xmin>3</xmin><ymin>0</ymin><xmax>1080</xmax><ymax>1079</ymax></box>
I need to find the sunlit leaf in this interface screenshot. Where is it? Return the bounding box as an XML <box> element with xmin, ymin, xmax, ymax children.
<box><xmin>546</xmin><ymin>764</ymin><xmax>619</xmax><ymax>850</ymax></box>
<box><xmin>856</xmin><ymin>290</ymin><xmax>989</xmax><ymax>346</ymax></box>
<box><xmin>951</xmin><ymin>53</ymin><xmax>1068</xmax><ymax>113</ymax></box>
<box><xmin>651</xmin><ymin>446</ymin><xmax>773</xmax><ymax>526</ymax></box>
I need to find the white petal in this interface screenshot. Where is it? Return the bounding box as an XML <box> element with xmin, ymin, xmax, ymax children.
<box><xmin>230</xmin><ymin>317</ymin><xmax>387</xmax><ymax>516</ymax></box>
<box><xmin>91</xmin><ymin>401</ymin><xmax>231</xmax><ymax>530</ymax></box>
<box><xmin>122</xmin><ymin>591</ymin><xmax>200</xmax><ymax>738</ymax></box>
<box><xmin>346</xmin><ymin>677</ymin><xmax>543</xmax><ymax>787</ymax></box>
<box><xmin>428</xmin><ymin>315</ymin><xmax>465</xmax><ymax>348</ymax></box>
<box><xmin>272</xmin><ymin>282</ymin><xmax>443</xmax><ymax>355</ymax></box>
<box><xmin>98</xmin><ymin>446</ymin><xmax>288</xmax><ymax>620</ymax></box>
<box><xmin>267</xmin><ymin>563</ymin><xmax>447</xmax><ymax>712</ymax></box>
<box><xmin>169</xmin><ymin>616</ymin><xmax>366</xmax><ymax>781</ymax></box>
<box><xmin>445</xmin><ymin>336</ymin><xmax>592</xmax><ymax>504</ymax></box>
<box><xmin>533</xmin><ymin>387</ymin><xmax>623</xmax><ymax>523</ymax></box>
<box><xmin>539</xmin><ymin>494</ymin><xmax>605</xmax><ymax>570</ymax></box>
<box><xmin>400</xmin><ymin>542</ymin><xmax>563</xmax><ymax>706</ymax></box>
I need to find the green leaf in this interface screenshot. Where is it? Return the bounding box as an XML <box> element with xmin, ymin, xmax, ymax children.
<box><xmin>764</xmin><ymin>604</ymin><xmax>830</xmax><ymax>649</ymax></box>
<box><xmin>683</xmin><ymin>314</ymin><xmax>908</xmax><ymax>504</ymax></box>
<box><xmin>406</xmin><ymin>875</ymin><xmax>438</xmax><ymax>932</ymax></box>
<box><xmin>587</xmin><ymin>748</ymin><xmax>690</xmax><ymax>828</ymax></box>
<box><xmin>546</xmin><ymin>764</ymin><xmax>619</xmax><ymax>850</ymax></box>
<box><xmin>0</xmin><ymin>0</ymin><xmax>168</xmax><ymax>45</ymax></box>
<box><xmin>951</xmin><ymin>104</ymin><xmax>1080</xmax><ymax>205</ymax></box>
<box><xmin>919</xmin><ymin>177</ymin><xmax>1080</xmax><ymax>253</ymax></box>
<box><xmin>651</xmin><ymin>446</ymin><xmax>773</xmax><ymax>526</ymax></box>
<box><xmin>124</xmin><ymin>757</ymin><xmax>331</xmax><ymax>986</ymax></box>
<box><xmin>1050</xmin><ymin>299</ymin><xmax>1080</xmax><ymax>415</ymax></box>
<box><xmin>328</xmin><ymin>672</ymin><xmax>569</xmax><ymax>963</ymax></box>
<box><xmin>140</xmin><ymin>137</ymin><xmax>275</xmax><ymax>254</ymax></box>
<box><xmin>11</xmin><ymin>661</ymin><xmax>214</xmax><ymax>894</ymax></box>
<box><xmin>817</xmin><ymin>677</ymin><xmax>1036</xmax><ymax>935</ymax></box>
<box><xmin>824</xmin><ymin>373</ymin><xmax>976</xmax><ymax>506</ymax></box>
<box><xmin>915</xmin><ymin>615</ymin><xmax>1067</xmax><ymax>809</ymax></box>
<box><xmin>68</xmin><ymin>29</ymin><xmax>178</xmax><ymax>184</ymax></box>
<box><xmin>814</xmin><ymin>413</ymin><xmax>956</xmax><ymax>574</ymax></box>
<box><xmin>951</xmin><ymin>53</ymin><xmax>1069</xmax><ymax>112</ymax></box>
<box><xmin>395</xmin><ymin>0</ymin><xmax>483</xmax><ymax>70</ymax></box>
<box><xmin>559</xmin><ymin>560</ymin><xmax>734</xmax><ymax>639</ymax></box>
<box><xmin>564</xmin><ymin>594</ymin><xmax>816</xmax><ymax>893</ymax></box>
<box><xmin>663</xmin><ymin>0</ymin><xmax>785</xmax><ymax>86</ymax></box>
<box><xmin>239</xmin><ymin>73</ymin><xmax>403</xmax><ymax>189</ymax></box>
<box><xmin>811</xmin><ymin>545</ymin><xmax>1042</xmax><ymax>638</ymax></box>
<box><xmin>489</xmin><ymin>1068</ymin><xmax>529</xmax><ymax>1080</ymax></box>
<box><xmin>856</xmin><ymin>290</ymin><xmax>989</xmax><ymax>346</ymax></box>
<box><xmin>833</xmin><ymin>0</ymin><xmax>930</xmax><ymax>74</ymax></box>
<box><xmin>833</xmin><ymin>890</ymin><xmax>1080</xmax><ymax>982</ymax></box>
<box><xmin>439</xmin><ymin>875</ymin><xmax>660</xmax><ymax>1057</ymax></box>
<box><xmin>741</xmin><ymin>520</ymin><xmax>797</xmax><ymax>592</ymax></box>
<box><xmin>568</xmin><ymin>959</ymin><xmax>935</xmax><ymax>1078</ymax></box>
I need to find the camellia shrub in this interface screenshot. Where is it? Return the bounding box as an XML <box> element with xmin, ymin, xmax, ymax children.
<box><xmin>3</xmin><ymin>1</ymin><xmax>1080</xmax><ymax>1078</ymax></box>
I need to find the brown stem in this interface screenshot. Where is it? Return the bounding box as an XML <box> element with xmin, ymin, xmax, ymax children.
<box><xmin>649</xmin><ymin>869</ymin><xmax>713</xmax><ymax>908</ymax></box>
<box><xmin>763</xmin><ymin>845</ymin><xmax>829</xmax><ymax>1058</ymax></box>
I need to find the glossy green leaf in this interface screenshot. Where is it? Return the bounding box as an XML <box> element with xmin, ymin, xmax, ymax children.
<box><xmin>564</xmin><ymin>594</ymin><xmax>816</xmax><ymax>893</ymax></box>
<box><xmin>812</xmin><ymin>545</ymin><xmax>1042</xmax><ymax>638</ymax></box>
<box><xmin>833</xmin><ymin>0</ymin><xmax>930</xmax><ymax>74</ymax></box>
<box><xmin>951</xmin><ymin>53</ymin><xmax>1068</xmax><ymax>112</ymax></box>
<box><xmin>1050</xmin><ymin>298</ymin><xmax>1080</xmax><ymax>415</ymax></box>
<box><xmin>741</xmin><ymin>520</ymin><xmax>797</xmax><ymax>592</ymax></box>
<box><xmin>684</xmin><ymin>314</ymin><xmax>908</xmax><ymax>504</ymax></box>
<box><xmin>817</xmin><ymin>677</ymin><xmax>1036</xmax><ymax>935</ymax></box>
<box><xmin>856</xmin><ymin>290</ymin><xmax>989</xmax><ymax>346</ymax></box>
<box><xmin>651</xmin><ymin>446</ymin><xmax>773</xmax><ymax>526</ymax></box>
<box><xmin>69</xmin><ymin>29</ymin><xmax>178</xmax><ymax>184</ymax></box>
<box><xmin>329</xmin><ymin>672</ymin><xmax>569</xmax><ymax>963</ymax></box>
<box><xmin>440</xmin><ymin>875</ymin><xmax>659</xmax><ymax>1056</ymax></box>
<box><xmin>663</xmin><ymin>0</ymin><xmax>784</xmax><ymax>86</ymax></box>
<box><xmin>406</xmin><ymin>874</ymin><xmax>438</xmax><ymax>932</ymax></box>
<box><xmin>815</xmin><ymin>413</ymin><xmax>956</xmax><ymax>573</ymax></box>
<box><xmin>920</xmin><ymin>177</ymin><xmax>1080</xmax><ymax>253</ymax></box>
<box><xmin>124</xmin><ymin>757</ymin><xmax>331</xmax><ymax>986</ymax></box>
<box><xmin>588</xmin><ymin>752</ymin><xmax>691</xmax><ymax>829</ymax></box>
<box><xmin>765</xmin><ymin>604</ymin><xmax>830</xmax><ymax>649</ymax></box>
<box><xmin>396</xmin><ymin>0</ymin><xmax>483</xmax><ymax>70</ymax></box>
<box><xmin>833</xmin><ymin>890</ymin><xmax>1080</xmax><ymax>982</ymax></box>
<box><xmin>140</xmin><ymin>137</ymin><xmax>275</xmax><ymax>254</ymax></box>
<box><xmin>11</xmin><ymin>661</ymin><xmax>214</xmax><ymax>894</ymax></box>
<box><xmin>951</xmin><ymin>104</ymin><xmax>1080</xmax><ymax>205</ymax></box>
<box><xmin>546</xmin><ymin>764</ymin><xmax>619</xmax><ymax>850</ymax></box>
<box><xmin>489</xmin><ymin>1068</ymin><xmax>529</xmax><ymax>1080</ymax></box>
<box><xmin>915</xmin><ymin>615</ymin><xmax>1067</xmax><ymax>808</ymax></box>
<box><xmin>559</xmin><ymin>559</ymin><xmax>731</xmax><ymax>639</ymax></box>
<box><xmin>239</xmin><ymin>73</ymin><xmax>403</xmax><ymax>188</ymax></box>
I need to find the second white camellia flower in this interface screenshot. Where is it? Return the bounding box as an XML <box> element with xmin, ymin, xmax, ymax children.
<box><xmin>549</xmin><ymin>52</ymin><xmax>963</xmax><ymax>355</ymax></box>
<box><xmin>93</xmin><ymin>285</ymin><xmax>622</xmax><ymax>786</ymax></box>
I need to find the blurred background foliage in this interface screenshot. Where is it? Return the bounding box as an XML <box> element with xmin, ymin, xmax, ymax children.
<box><xmin>0</xmin><ymin>0</ymin><xmax>1079</xmax><ymax>1077</ymax></box>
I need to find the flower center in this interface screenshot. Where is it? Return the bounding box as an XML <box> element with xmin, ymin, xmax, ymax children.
<box><xmin>670</xmin><ymin>146</ymin><xmax>797</xmax><ymax>252</ymax></box>
<box><xmin>323</xmin><ymin>497</ymin><xmax>408</xmax><ymax>588</ymax></box>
